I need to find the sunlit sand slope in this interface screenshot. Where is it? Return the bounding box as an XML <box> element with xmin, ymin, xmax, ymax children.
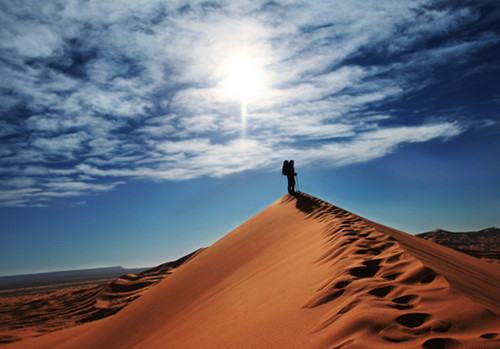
<box><xmin>7</xmin><ymin>193</ymin><xmax>500</xmax><ymax>348</ymax></box>
<box><xmin>0</xmin><ymin>250</ymin><xmax>202</xmax><ymax>344</ymax></box>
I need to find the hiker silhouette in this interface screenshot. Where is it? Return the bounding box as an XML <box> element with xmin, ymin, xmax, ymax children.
<box><xmin>282</xmin><ymin>160</ymin><xmax>297</xmax><ymax>194</ymax></box>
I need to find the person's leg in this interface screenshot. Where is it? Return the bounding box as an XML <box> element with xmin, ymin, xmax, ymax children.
<box><xmin>287</xmin><ymin>176</ymin><xmax>294</xmax><ymax>194</ymax></box>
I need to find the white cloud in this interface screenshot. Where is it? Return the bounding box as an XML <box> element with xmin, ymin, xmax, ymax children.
<box><xmin>0</xmin><ymin>21</ymin><xmax>61</xmax><ymax>58</ymax></box>
<box><xmin>176</xmin><ymin>114</ymin><xmax>219</xmax><ymax>136</ymax></box>
<box><xmin>42</xmin><ymin>180</ymin><xmax>124</xmax><ymax>192</ymax></box>
<box><xmin>0</xmin><ymin>0</ymin><xmax>495</xmax><ymax>206</ymax></box>
<box><xmin>297</xmin><ymin>122</ymin><xmax>463</xmax><ymax>168</ymax></box>
<box><xmin>31</xmin><ymin>132</ymin><xmax>87</xmax><ymax>154</ymax></box>
<box><xmin>154</xmin><ymin>138</ymin><xmax>211</xmax><ymax>155</ymax></box>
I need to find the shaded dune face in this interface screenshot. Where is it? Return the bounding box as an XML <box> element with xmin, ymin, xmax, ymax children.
<box><xmin>4</xmin><ymin>193</ymin><xmax>500</xmax><ymax>349</ymax></box>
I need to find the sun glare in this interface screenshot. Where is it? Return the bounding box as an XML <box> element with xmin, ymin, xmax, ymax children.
<box><xmin>219</xmin><ymin>53</ymin><xmax>267</xmax><ymax>138</ymax></box>
<box><xmin>220</xmin><ymin>56</ymin><xmax>266</xmax><ymax>101</ymax></box>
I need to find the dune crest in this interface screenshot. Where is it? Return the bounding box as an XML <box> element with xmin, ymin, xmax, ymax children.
<box><xmin>5</xmin><ymin>193</ymin><xmax>500</xmax><ymax>348</ymax></box>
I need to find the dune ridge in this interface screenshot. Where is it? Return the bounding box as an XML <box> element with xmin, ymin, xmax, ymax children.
<box><xmin>4</xmin><ymin>192</ymin><xmax>500</xmax><ymax>348</ymax></box>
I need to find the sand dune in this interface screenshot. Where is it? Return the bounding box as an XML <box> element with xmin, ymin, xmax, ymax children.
<box><xmin>4</xmin><ymin>193</ymin><xmax>500</xmax><ymax>348</ymax></box>
<box><xmin>0</xmin><ymin>250</ymin><xmax>202</xmax><ymax>344</ymax></box>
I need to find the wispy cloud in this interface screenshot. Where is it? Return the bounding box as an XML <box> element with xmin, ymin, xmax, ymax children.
<box><xmin>0</xmin><ymin>0</ymin><xmax>498</xmax><ymax>206</ymax></box>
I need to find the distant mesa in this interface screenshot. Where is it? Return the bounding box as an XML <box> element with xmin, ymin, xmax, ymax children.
<box><xmin>417</xmin><ymin>227</ymin><xmax>500</xmax><ymax>262</ymax></box>
<box><xmin>0</xmin><ymin>266</ymin><xmax>151</xmax><ymax>291</ymax></box>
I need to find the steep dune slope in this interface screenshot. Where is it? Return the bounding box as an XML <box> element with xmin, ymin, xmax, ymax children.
<box><xmin>0</xmin><ymin>250</ymin><xmax>203</xmax><ymax>344</ymax></box>
<box><xmin>8</xmin><ymin>193</ymin><xmax>500</xmax><ymax>348</ymax></box>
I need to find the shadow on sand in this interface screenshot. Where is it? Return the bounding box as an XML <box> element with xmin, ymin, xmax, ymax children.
<box><xmin>281</xmin><ymin>192</ymin><xmax>323</xmax><ymax>215</ymax></box>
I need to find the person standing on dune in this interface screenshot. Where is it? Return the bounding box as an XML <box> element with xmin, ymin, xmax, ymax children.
<box><xmin>282</xmin><ymin>160</ymin><xmax>297</xmax><ymax>194</ymax></box>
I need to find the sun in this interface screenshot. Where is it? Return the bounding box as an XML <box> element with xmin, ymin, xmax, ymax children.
<box><xmin>220</xmin><ymin>55</ymin><xmax>266</xmax><ymax>101</ymax></box>
<box><xmin>217</xmin><ymin>50</ymin><xmax>269</xmax><ymax>138</ymax></box>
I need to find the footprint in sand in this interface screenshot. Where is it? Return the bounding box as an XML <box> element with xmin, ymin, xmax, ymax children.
<box><xmin>395</xmin><ymin>313</ymin><xmax>431</xmax><ymax>328</ymax></box>
<box><xmin>368</xmin><ymin>285</ymin><xmax>395</xmax><ymax>298</ymax></box>
<box><xmin>349</xmin><ymin>259</ymin><xmax>381</xmax><ymax>278</ymax></box>
<box><xmin>355</xmin><ymin>242</ymin><xmax>394</xmax><ymax>255</ymax></box>
<box><xmin>420</xmin><ymin>267</ymin><xmax>437</xmax><ymax>284</ymax></box>
<box><xmin>387</xmin><ymin>253</ymin><xmax>402</xmax><ymax>263</ymax></box>
<box><xmin>422</xmin><ymin>337</ymin><xmax>465</xmax><ymax>349</ymax></box>
<box><xmin>388</xmin><ymin>294</ymin><xmax>419</xmax><ymax>310</ymax></box>
<box><xmin>333</xmin><ymin>280</ymin><xmax>351</xmax><ymax>289</ymax></box>
<box><xmin>379</xmin><ymin>313</ymin><xmax>434</xmax><ymax>343</ymax></box>
<box><xmin>382</xmin><ymin>272</ymin><xmax>401</xmax><ymax>280</ymax></box>
<box><xmin>420</xmin><ymin>271</ymin><xmax>437</xmax><ymax>284</ymax></box>
<box><xmin>480</xmin><ymin>333</ymin><xmax>499</xmax><ymax>339</ymax></box>
<box><xmin>304</xmin><ymin>279</ymin><xmax>352</xmax><ymax>308</ymax></box>
<box><xmin>379</xmin><ymin>324</ymin><xmax>415</xmax><ymax>343</ymax></box>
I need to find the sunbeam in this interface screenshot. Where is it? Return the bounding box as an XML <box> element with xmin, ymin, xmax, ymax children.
<box><xmin>219</xmin><ymin>52</ymin><xmax>267</xmax><ymax>138</ymax></box>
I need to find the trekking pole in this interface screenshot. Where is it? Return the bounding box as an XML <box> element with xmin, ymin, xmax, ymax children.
<box><xmin>295</xmin><ymin>174</ymin><xmax>300</xmax><ymax>192</ymax></box>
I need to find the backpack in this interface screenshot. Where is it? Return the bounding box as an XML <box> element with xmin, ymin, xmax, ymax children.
<box><xmin>282</xmin><ymin>160</ymin><xmax>289</xmax><ymax>175</ymax></box>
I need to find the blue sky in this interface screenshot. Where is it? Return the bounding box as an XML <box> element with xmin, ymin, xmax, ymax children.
<box><xmin>1</xmin><ymin>0</ymin><xmax>499</xmax><ymax>276</ymax></box>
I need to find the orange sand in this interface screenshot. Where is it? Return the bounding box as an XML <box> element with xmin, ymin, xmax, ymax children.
<box><xmin>0</xmin><ymin>250</ymin><xmax>201</xmax><ymax>344</ymax></box>
<box><xmin>4</xmin><ymin>193</ymin><xmax>500</xmax><ymax>348</ymax></box>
